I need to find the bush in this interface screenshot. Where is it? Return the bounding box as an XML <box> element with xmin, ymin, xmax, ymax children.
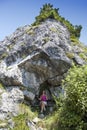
<box><xmin>58</xmin><ymin>65</ymin><xmax>87</xmax><ymax>130</ymax></box>
<box><xmin>32</xmin><ymin>3</ymin><xmax>82</xmax><ymax>39</ymax></box>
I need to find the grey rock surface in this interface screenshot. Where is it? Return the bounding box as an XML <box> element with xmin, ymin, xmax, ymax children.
<box><xmin>0</xmin><ymin>19</ymin><xmax>86</xmax><ymax>125</ymax></box>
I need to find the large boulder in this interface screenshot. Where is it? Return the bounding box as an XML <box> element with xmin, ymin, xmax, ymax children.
<box><xmin>0</xmin><ymin>19</ymin><xmax>86</xmax><ymax>94</ymax></box>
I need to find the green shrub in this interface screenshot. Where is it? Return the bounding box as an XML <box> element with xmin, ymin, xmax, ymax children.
<box><xmin>58</xmin><ymin>65</ymin><xmax>87</xmax><ymax>130</ymax></box>
<box><xmin>32</xmin><ymin>3</ymin><xmax>82</xmax><ymax>39</ymax></box>
<box><xmin>70</xmin><ymin>36</ymin><xmax>80</xmax><ymax>45</ymax></box>
<box><xmin>79</xmin><ymin>53</ymin><xmax>87</xmax><ymax>61</ymax></box>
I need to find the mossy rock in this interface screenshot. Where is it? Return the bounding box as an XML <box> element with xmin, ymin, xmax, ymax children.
<box><xmin>66</xmin><ymin>52</ymin><xmax>74</xmax><ymax>59</ymax></box>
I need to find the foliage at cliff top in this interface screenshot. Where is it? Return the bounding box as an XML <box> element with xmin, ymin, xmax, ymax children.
<box><xmin>32</xmin><ymin>3</ymin><xmax>82</xmax><ymax>39</ymax></box>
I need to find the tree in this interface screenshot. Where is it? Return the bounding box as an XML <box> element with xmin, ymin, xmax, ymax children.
<box><xmin>32</xmin><ymin>3</ymin><xmax>59</xmax><ymax>25</ymax></box>
<box><xmin>74</xmin><ymin>25</ymin><xmax>82</xmax><ymax>38</ymax></box>
<box><xmin>40</xmin><ymin>3</ymin><xmax>53</xmax><ymax>14</ymax></box>
<box><xmin>32</xmin><ymin>3</ymin><xmax>82</xmax><ymax>39</ymax></box>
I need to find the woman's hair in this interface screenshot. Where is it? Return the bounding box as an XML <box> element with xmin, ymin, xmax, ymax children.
<box><xmin>43</xmin><ymin>90</ymin><xmax>46</xmax><ymax>94</ymax></box>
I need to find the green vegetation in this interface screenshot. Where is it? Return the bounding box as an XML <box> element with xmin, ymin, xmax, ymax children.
<box><xmin>53</xmin><ymin>65</ymin><xmax>87</xmax><ymax>130</ymax></box>
<box><xmin>1</xmin><ymin>53</ymin><xmax>8</xmax><ymax>59</ymax></box>
<box><xmin>25</xmin><ymin>25</ymin><xmax>39</xmax><ymax>35</ymax></box>
<box><xmin>79</xmin><ymin>53</ymin><xmax>87</xmax><ymax>61</ymax></box>
<box><xmin>0</xmin><ymin>120</ymin><xmax>8</xmax><ymax>129</ymax></box>
<box><xmin>12</xmin><ymin>103</ymin><xmax>38</xmax><ymax>130</ymax></box>
<box><xmin>66</xmin><ymin>52</ymin><xmax>75</xmax><ymax>59</ymax></box>
<box><xmin>70</xmin><ymin>36</ymin><xmax>80</xmax><ymax>45</ymax></box>
<box><xmin>13</xmin><ymin>114</ymin><xmax>29</xmax><ymax>130</ymax></box>
<box><xmin>19</xmin><ymin>103</ymin><xmax>38</xmax><ymax>119</ymax></box>
<box><xmin>42</xmin><ymin>37</ymin><xmax>50</xmax><ymax>43</ymax></box>
<box><xmin>26</xmin><ymin>28</ymin><xmax>35</xmax><ymax>35</ymax></box>
<box><xmin>32</xmin><ymin>3</ymin><xmax>82</xmax><ymax>39</ymax></box>
<box><xmin>44</xmin><ymin>112</ymin><xmax>58</xmax><ymax>130</ymax></box>
<box><xmin>0</xmin><ymin>83</ymin><xmax>5</xmax><ymax>89</ymax></box>
<box><xmin>50</xmin><ymin>27</ymin><xmax>58</xmax><ymax>32</ymax></box>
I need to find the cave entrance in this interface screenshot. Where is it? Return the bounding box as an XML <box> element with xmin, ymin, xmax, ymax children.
<box><xmin>31</xmin><ymin>80</ymin><xmax>56</xmax><ymax>115</ymax></box>
<box><xmin>39</xmin><ymin>80</ymin><xmax>51</xmax><ymax>98</ymax></box>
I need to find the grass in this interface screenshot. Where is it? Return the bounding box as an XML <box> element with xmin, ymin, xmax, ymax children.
<box><xmin>42</xmin><ymin>37</ymin><xmax>50</xmax><ymax>43</ymax></box>
<box><xmin>11</xmin><ymin>103</ymin><xmax>38</xmax><ymax>130</ymax></box>
<box><xmin>1</xmin><ymin>53</ymin><xmax>8</xmax><ymax>59</ymax></box>
<box><xmin>43</xmin><ymin>111</ymin><xmax>59</xmax><ymax>130</ymax></box>
<box><xmin>25</xmin><ymin>25</ymin><xmax>39</xmax><ymax>35</ymax></box>
<box><xmin>19</xmin><ymin>103</ymin><xmax>38</xmax><ymax>119</ymax></box>
<box><xmin>79</xmin><ymin>53</ymin><xmax>87</xmax><ymax>61</ymax></box>
<box><xmin>70</xmin><ymin>36</ymin><xmax>80</xmax><ymax>45</ymax></box>
<box><xmin>0</xmin><ymin>120</ymin><xmax>8</xmax><ymax>128</ymax></box>
<box><xmin>50</xmin><ymin>27</ymin><xmax>57</xmax><ymax>32</ymax></box>
<box><xmin>12</xmin><ymin>114</ymin><xmax>29</xmax><ymax>130</ymax></box>
<box><xmin>66</xmin><ymin>52</ymin><xmax>74</xmax><ymax>59</ymax></box>
<box><xmin>0</xmin><ymin>83</ymin><xmax>5</xmax><ymax>89</ymax></box>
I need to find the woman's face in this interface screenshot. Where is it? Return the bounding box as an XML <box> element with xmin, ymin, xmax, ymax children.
<box><xmin>43</xmin><ymin>91</ymin><xmax>45</xmax><ymax>94</ymax></box>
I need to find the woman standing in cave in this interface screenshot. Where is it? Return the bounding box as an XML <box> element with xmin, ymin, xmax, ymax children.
<box><xmin>39</xmin><ymin>90</ymin><xmax>48</xmax><ymax>113</ymax></box>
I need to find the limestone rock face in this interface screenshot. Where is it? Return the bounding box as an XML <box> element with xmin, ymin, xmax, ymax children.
<box><xmin>0</xmin><ymin>19</ymin><xmax>86</xmax><ymax>94</ymax></box>
<box><xmin>0</xmin><ymin>87</ymin><xmax>24</xmax><ymax>120</ymax></box>
<box><xmin>0</xmin><ymin>19</ymin><xmax>86</xmax><ymax>125</ymax></box>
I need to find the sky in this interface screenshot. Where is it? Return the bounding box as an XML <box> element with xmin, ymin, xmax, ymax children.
<box><xmin>0</xmin><ymin>0</ymin><xmax>87</xmax><ymax>45</ymax></box>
